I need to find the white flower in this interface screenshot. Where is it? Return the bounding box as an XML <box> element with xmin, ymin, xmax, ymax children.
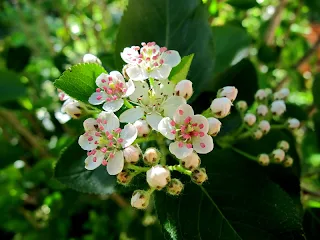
<box><xmin>244</xmin><ymin>113</ymin><xmax>256</xmax><ymax>126</ymax></box>
<box><xmin>210</xmin><ymin>97</ymin><xmax>232</xmax><ymax>118</ymax></box>
<box><xmin>181</xmin><ymin>152</ymin><xmax>200</xmax><ymax>170</ymax></box>
<box><xmin>257</xmin><ymin>105</ymin><xmax>268</xmax><ymax>117</ymax></box>
<box><xmin>258</xmin><ymin>120</ymin><xmax>270</xmax><ymax>133</ymax></box>
<box><xmin>158</xmin><ymin>104</ymin><xmax>214</xmax><ymax>159</ymax></box>
<box><xmin>121</xmin><ymin>42</ymin><xmax>181</xmax><ymax>80</ymax></box>
<box><xmin>207</xmin><ymin>117</ymin><xmax>221</xmax><ymax>136</ymax></box>
<box><xmin>78</xmin><ymin>112</ymin><xmax>137</xmax><ymax>175</ymax></box>
<box><xmin>120</xmin><ymin>79</ymin><xmax>186</xmax><ymax>130</ymax></box>
<box><xmin>288</xmin><ymin>118</ymin><xmax>300</xmax><ymax>129</ymax></box>
<box><xmin>133</xmin><ymin>119</ymin><xmax>150</xmax><ymax>137</ymax></box>
<box><xmin>146</xmin><ymin>165</ymin><xmax>170</xmax><ymax>189</ymax></box>
<box><xmin>274</xmin><ymin>88</ymin><xmax>290</xmax><ymax>100</ymax></box>
<box><xmin>88</xmin><ymin>71</ymin><xmax>135</xmax><ymax>113</ymax></box>
<box><xmin>83</xmin><ymin>53</ymin><xmax>102</xmax><ymax>64</ymax></box>
<box><xmin>271</xmin><ymin>100</ymin><xmax>286</xmax><ymax>116</ymax></box>
<box><xmin>175</xmin><ymin>80</ymin><xmax>193</xmax><ymax>100</ymax></box>
<box><xmin>272</xmin><ymin>149</ymin><xmax>285</xmax><ymax>162</ymax></box>
<box><xmin>255</xmin><ymin>89</ymin><xmax>267</xmax><ymax>101</ymax></box>
<box><xmin>131</xmin><ymin>190</ymin><xmax>150</xmax><ymax>209</ymax></box>
<box><xmin>278</xmin><ymin>140</ymin><xmax>290</xmax><ymax>152</ymax></box>
<box><xmin>217</xmin><ymin>86</ymin><xmax>238</xmax><ymax>102</ymax></box>
<box><xmin>258</xmin><ymin>154</ymin><xmax>270</xmax><ymax>166</ymax></box>
<box><xmin>123</xmin><ymin>145</ymin><xmax>140</xmax><ymax>163</ymax></box>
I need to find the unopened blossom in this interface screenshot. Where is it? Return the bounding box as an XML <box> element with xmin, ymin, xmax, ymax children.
<box><xmin>131</xmin><ymin>190</ymin><xmax>150</xmax><ymax>209</ymax></box>
<box><xmin>210</xmin><ymin>97</ymin><xmax>232</xmax><ymax>118</ymax></box>
<box><xmin>244</xmin><ymin>113</ymin><xmax>256</xmax><ymax>126</ymax></box>
<box><xmin>146</xmin><ymin>165</ymin><xmax>170</xmax><ymax>189</ymax></box>
<box><xmin>288</xmin><ymin>118</ymin><xmax>300</xmax><ymax>129</ymax></box>
<box><xmin>158</xmin><ymin>104</ymin><xmax>214</xmax><ymax>159</ymax></box>
<box><xmin>78</xmin><ymin>112</ymin><xmax>137</xmax><ymax>175</ymax></box>
<box><xmin>144</xmin><ymin>148</ymin><xmax>161</xmax><ymax>165</ymax></box>
<box><xmin>175</xmin><ymin>80</ymin><xmax>193</xmax><ymax>100</ymax></box>
<box><xmin>89</xmin><ymin>71</ymin><xmax>135</xmax><ymax>112</ymax></box>
<box><xmin>167</xmin><ymin>179</ymin><xmax>184</xmax><ymax>196</ymax></box>
<box><xmin>120</xmin><ymin>79</ymin><xmax>186</xmax><ymax>130</ymax></box>
<box><xmin>191</xmin><ymin>168</ymin><xmax>208</xmax><ymax>185</ymax></box>
<box><xmin>217</xmin><ymin>86</ymin><xmax>238</xmax><ymax>102</ymax></box>
<box><xmin>257</xmin><ymin>105</ymin><xmax>268</xmax><ymax>117</ymax></box>
<box><xmin>278</xmin><ymin>140</ymin><xmax>289</xmax><ymax>152</ymax></box>
<box><xmin>123</xmin><ymin>145</ymin><xmax>140</xmax><ymax>163</ymax></box>
<box><xmin>62</xmin><ymin>99</ymin><xmax>84</xmax><ymax>119</ymax></box>
<box><xmin>117</xmin><ymin>169</ymin><xmax>133</xmax><ymax>185</ymax></box>
<box><xmin>83</xmin><ymin>53</ymin><xmax>102</xmax><ymax>64</ymax></box>
<box><xmin>253</xmin><ymin>130</ymin><xmax>263</xmax><ymax>140</ymax></box>
<box><xmin>283</xmin><ymin>156</ymin><xmax>293</xmax><ymax>167</ymax></box>
<box><xmin>133</xmin><ymin>119</ymin><xmax>150</xmax><ymax>137</ymax></box>
<box><xmin>272</xmin><ymin>149</ymin><xmax>285</xmax><ymax>162</ymax></box>
<box><xmin>258</xmin><ymin>120</ymin><xmax>270</xmax><ymax>133</ymax></box>
<box><xmin>258</xmin><ymin>154</ymin><xmax>270</xmax><ymax>166</ymax></box>
<box><xmin>236</xmin><ymin>101</ymin><xmax>248</xmax><ymax>112</ymax></box>
<box><xmin>207</xmin><ymin>117</ymin><xmax>221</xmax><ymax>136</ymax></box>
<box><xmin>121</xmin><ymin>42</ymin><xmax>181</xmax><ymax>80</ymax></box>
<box><xmin>271</xmin><ymin>100</ymin><xmax>286</xmax><ymax>116</ymax></box>
<box><xmin>181</xmin><ymin>152</ymin><xmax>200</xmax><ymax>171</ymax></box>
<box><xmin>274</xmin><ymin>88</ymin><xmax>290</xmax><ymax>100</ymax></box>
<box><xmin>255</xmin><ymin>89</ymin><xmax>267</xmax><ymax>101</ymax></box>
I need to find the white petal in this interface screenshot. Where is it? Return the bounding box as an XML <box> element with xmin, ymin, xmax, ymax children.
<box><xmin>78</xmin><ymin>133</ymin><xmax>99</xmax><ymax>151</ymax></box>
<box><xmin>107</xmin><ymin>151</ymin><xmax>124</xmax><ymax>175</ymax></box>
<box><xmin>153</xmin><ymin>79</ymin><xmax>175</xmax><ymax>98</ymax></box>
<box><xmin>119</xmin><ymin>107</ymin><xmax>144</xmax><ymax>123</ymax></box>
<box><xmin>120</xmin><ymin>123</ymin><xmax>138</xmax><ymax>148</ymax></box>
<box><xmin>173</xmin><ymin>104</ymin><xmax>194</xmax><ymax>124</ymax></box>
<box><xmin>88</xmin><ymin>92</ymin><xmax>106</xmax><ymax>105</ymax></box>
<box><xmin>127</xmin><ymin>65</ymin><xmax>148</xmax><ymax>80</ymax></box>
<box><xmin>97</xmin><ymin>112</ymin><xmax>119</xmax><ymax>131</ymax></box>
<box><xmin>161</xmin><ymin>50</ymin><xmax>181</xmax><ymax>67</ymax></box>
<box><xmin>95</xmin><ymin>73</ymin><xmax>109</xmax><ymax>88</ymax></box>
<box><xmin>169</xmin><ymin>141</ymin><xmax>193</xmax><ymax>159</ymax></box>
<box><xmin>110</xmin><ymin>71</ymin><xmax>125</xmax><ymax>83</ymax></box>
<box><xmin>192</xmin><ymin>135</ymin><xmax>214</xmax><ymax>154</ymax></box>
<box><xmin>124</xmin><ymin>79</ymin><xmax>135</xmax><ymax>97</ymax></box>
<box><xmin>149</xmin><ymin>64</ymin><xmax>171</xmax><ymax>80</ymax></box>
<box><xmin>129</xmin><ymin>81</ymin><xmax>149</xmax><ymax>103</ymax></box>
<box><xmin>192</xmin><ymin>115</ymin><xmax>209</xmax><ymax>133</ymax></box>
<box><xmin>85</xmin><ymin>150</ymin><xmax>104</xmax><ymax>170</ymax></box>
<box><xmin>146</xmin><ymin>112</ymin><xmax>163</xmax><ymax>130</ymax></box>
<box><xmin>158</xmin><ymin>117</ymin><xmax>175</xmax><ymax>140</ymax></box>
<box><xmin>102</xmin><ymin>99</ymin><xmax>124</xmax><ymax>113</ymax></box>
<box><xmin>121</xmin><ymin>47</ymin><xmax>139</xmax><ymax>64</ymax></box>
<box><xmin>163</xmin><ymin>96</ymin><xmax>186</xmax><ymax>118</ymax></box>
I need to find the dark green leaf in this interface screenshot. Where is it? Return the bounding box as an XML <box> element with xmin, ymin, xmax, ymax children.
<box><xmin>303</xmin><ymin>208</ymin><xmax>320</xmax><ymax>240</ymax></box>
<box><xmin>6</xmin><ymin>46</ymin><xmax>31</xmax><ymax>72</ymax></box>
<box><xmin>54</xmin><ymin>140</ymin><xmax>116</xmax><ymax>195</ymax></box>
<box><xmin>227</xmin><ymin>0</ymin><xmax>258</xmax><ymax>9</ymax></box>
<box><xmin>169</xmin><ymin>54</ymin><xmax>194</xmax><ymax>83</ymax></box>
<box><xmin>0</xmin><ymin>70</ymin><xmax>27</xmax><ymax>103</ymax></box>
<box><xmin>313</xmin><ymin>74</ymin><xmax>320</xmax><ymax>109</ymax></box>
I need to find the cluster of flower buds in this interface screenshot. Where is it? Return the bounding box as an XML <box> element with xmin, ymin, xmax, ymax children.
<box><xmin>257</xmin><ymin>140</ymin><xmax>293</xmax><ymax>167</ymax></box>
<box><xmin>61</xmin><ymin>42</ymin><xmax>238</xmax><ymax>210</ymax></box>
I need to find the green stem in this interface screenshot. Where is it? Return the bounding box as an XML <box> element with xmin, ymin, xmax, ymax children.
<box><xmin>168</xmin><ymin>165</ymin><xmax>192</xmax><ymax>176</ymax></box>
<box><xmin>271</xmin><ymin>124</ymin><xmax>286</xmax><ymax>130</ymax></box>
<box><xmin>126</xmin><ymin>164</ymin><xmax>150</xmax><ymax>172</ymax></box>
<box><xmin>134</xmin><ymin>136</ymin><xmax>158</xmax><ymax>144</ymax></box>
<box><xmin>156</xmin><ymin>136</ymin><xmax>168</xmax><ymax>165</ymax></box>
<box><xmin>201</xmin><ymin>108</ymin><xmax>213</xmax><ymax>118</ymax></box>
<box><xmin>123</xmin><ymin>99</ymin><xmax>134</xmax><ymax>109</ymax></box>
<box><xmin>231</xmin><ymin>147</ymin><xmax>257</xmax><ymax>162</ymax></box>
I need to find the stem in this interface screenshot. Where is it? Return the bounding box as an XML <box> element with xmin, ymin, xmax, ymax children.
<box><xmin>134</xmin><ymin>136</ymin><xmax>158</xmax><ymax>144</ymax></box>
<box><xmin>168</xmin><ymin>165</ymin><xmax>192</xmax><ymax>176</ymax></box>
<box><xmin>123</xmin><ymin>99</ymin><xmax>134</xmax><ymax>109</ymax></box>
<box><xmin>201</xmin><ymin>108</ymin><xmax>213</xmax><ymax>118</ymax></box>
<box><xmin>156</xmin><ymin>136</ymin><xmax>169</xmax><ymax>165</ymax></box>
<box><xmin>231</xmin><ymin>147</ymin><xmax>257</xmax><ymax>162</ymax></box>
<box><xmin>126</xmin><ymin>164</ymin><xmax>149</xmax><ymax>172</ymax></box>
<box><xmin>271</xmin><ymin>124</ymin><xmax>286</xmax><ymax>130</ymax></box>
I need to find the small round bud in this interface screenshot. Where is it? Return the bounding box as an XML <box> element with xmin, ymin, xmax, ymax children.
<box><xmin>258</xmin><ymin>120</ymin><xmax>270</xmax><ymax>134</ymax></box>
<box><xmin>272</xmin><ymin>149</ymin><xmax>285</xmax><ymax>163</ymax></box>
<box><xmin>244</xmin><ymin>113</ymin><xmax>256</xmax><ymax>126</ymax></box>
<box><xmin>217</xmin><ymin>86</ymin><xmax>238</xmax><ymax>102</ymax></box>
<box><xmin>265</xmin><ymin>88</ymin><xmax>272</xmax><ymax>96</ymax></box>
<box><xmin>258</xmin><ymin>154</ymin><xmax>270</xmax><ymax>166</ymax></box>
<box><xmin>143</xmin><ymin>148</ymin><xmax>161</xmax><ymax>165</ymax></box>
<box><xmin>181</xmin><ymin>152</ymin><xmax>200</xmax><ymax>171</ymax></box>
<box><xmin>133</xmin><ymin>119</ymin><xmax>150</xmax><ymax>137</ymax></box>
<box><xmin>278</xmin><ymin>140</ymin><xmax>290</xmax><ymax>152</ymax></box>
<box><xmin>123</xmin><ymin>145</ymin><xmax>140</xmax><ymax>163</ymax></box>
<box><xmin>236</xmin><ymin>101</ymin><xmax>248</xmax><ymax>112</ymax></box>
<box><xmin>83</xmin><ymin>118</ymin><xmax>98</xmax><ymax>131</ymax></box>
<box><xmin>274</xmin><ymin>88</ymin><xmax>290</xmax><ymax>100</ymax></box>
<box><xmin>252</xmin><ymin>130</ymin><xmax>263</xmax><ymax>140</ymax></box>
<box><xmin>146</xmin><ymin>165</ymin><xmax>170</xmax><ymax>189</ymax></box>
<box><xmin>287</xmin><ymin>118</ymin><xmax>300</xmax><ymax>129</ymax></box>
<box><xmin>117</xmin><ymin>169</ymin><xmax>133</xmax><ymax>185</ymax></box>
<box><xmin>131</xmin><ymin>190</ymin><xmax>150</xmax><ymax>209</ymax></box>
<box><xmin>63</xmin><ymin>101</ymin><xmax>83</xmax><ymax>119</ymax></box>
<box><xmin>191</xmin><ymin>168</ymin><xmax>208</xmax><ymax>185</ymax></box>
<box><xmin>175</xmin><ymin>80</ymin><xmax>193</xmax><ymax>100</ymax></box>
<box><xmin>207</xmin><ymin>117</ymin><xmax>222</xmax><ymax>136</ymax></box>
<box><xmin>255</xmin><ymin>89</ymin><xmax>267</xmax><ymax>101</ymax></box>
<box><xmin>83</xmin><ymin>53</ymin><xmax>102</xmax><ymax>64</ymax></box>
<box><xmin>271</xmin><ymin>100</ymin><xmax>286</xmax><ymax>116</ymax></box>
<box><xmin>283</xmin><ymin>156</ymin><xmax>293</xmax><ymax>167</ymax></box>
<box><xmin>167</xmin><ymin>179</ymin><xmax>184</xmax><ymax>196</ymax></box>
<box><xmin>210</xmin><ymin>97</ymin><xmax>232</xmax><ymax>118</ymax></box>
<box><xmin>257</xmin><ymin>105</ymin><xmax>268</xmax><ymax>117</ymax></box>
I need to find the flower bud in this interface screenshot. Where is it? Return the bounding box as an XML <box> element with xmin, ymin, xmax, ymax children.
<box><xmin>288</xmin><ymin>118</ymin><xmax>300</xmax><ymax>129</ymax></box>
<box><xmin>122</xmin><ymin>64</ymin><xmax>130</xmax><ymax>79</ymax></box>
<box><xmin>265</xmin><ymin>88</ymin><xmax>272</xmax><ymax>96</ymax></box>
<box><xmin>257</xmin><ymin>105</ymin><xmax>268</xmax><ymax>117</ymax></box>
<box><xmin>278</xmin><ymin>140</ymin><xmax>290</xmax><ymax>152</ymax></box>
<box><xmin>83</xmin><ymin>53</ymin><xmax>102</xmax><ymax>64</ymax></box>
<box><xmin>131</xmin><ymin>190</ymin><xmax>150</xmax><ymax>209</ymax></box>
<box><xmin>167</xmin><ymin>179</ymin><xmax>184</xmax><ymax>196</ymax></box>
<box><xmin>210</xmin><ymin>97</ymin><xmax>232</xmax><ymax>118</ymax></box>
<box><xmin>181</xmin><ymin>152</ymin><xmax>200</xmax><ymax>171</ymax></box>
<box><xmin>217</xmin><ymin>86</ymin><xmax>238</xmax><ymax>102</ymax></box>
<box><xmin>207</xmin><ymin>117</ymin><xmax>222</xmax><ymax>136</ymax></box>
<box><xmin>146</xmin><ymin>165</ymin><xmax>170</xmax><ymax>189</ymax></box>
<box><xmin>274</xmin><ymin>88</ymin><xmax>290</xmax><ymax>100</ymax></box>
<box><xmin>133</xmin><ymin>119</ymin><xmax>150</xmax><ymax>137</ymax></box>
<box><xmin>117</xmin><ymin>169</ymin><xmax>133</xmax><ymax>185</ymax></box>
<box><xmin>175</xmin><ymin>80</ymin><xmax>193</xmax><ymax>100</ymax></box>
<box><xmin>272</xmin><ymin>149</ymin><xmax>285</xmax><ymax>163</ymax></box>
<box><xmin>191</xmin><ymin>168</ymin><xmax>208</xmax><ymax>185</ymax></box>
<box><xmin>252</xmin><ymin>130</ymin><xmax>263</xmax><ymax>140</ymax></box>
<box><xmin>283</xmin><ymin>156</ymin><xmax>293</xmax><ymax>167</ymax></box>
<box><xmin>64</xmin><ymin>101</ymin><xmax>83</xmax><ymax>119</ymax></box>
<box><xmin>255</xmin><ymin>89</ymin><xmax>267</xmax><ymax>101</ymax></box>
<box><xmin>258</xmin><ymin>154</ymin><xmax>270</xmax><ymax>166</ymax></box>
<box><xmin>143</xmin><ymin>148</ymin><xmax>161</xmax><ymax>165</ymax></box>
<box><xmin>244</xmin><ymin>113</ymin><xmax>256</xmax><ymax>126</ymax></box>
<box><xmin>83</xmin><ymin>118</ymin><xmax>98</xmax><ymax>131</ymax></box>
<box><xmin>236</xmin><ymin>101</ymin><xmax>248</xmax><ymax>112</ymax></box>
<box><xmin>123</xmin><ymin>145</ymin><xmax>140</xmax><ymax>163</ymax></box>
<box><xmin>258</xmin><ymin>120</ymin><xmax>270</xmax><ymax>134</ymax></box>
<box><xmin>271</xmin><ymin>100</ymin><xmax>286</xmax><ymax>116</ymax></box>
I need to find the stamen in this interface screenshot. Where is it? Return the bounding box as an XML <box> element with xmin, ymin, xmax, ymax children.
<box><xmin>186</xmin><ymin>143</ymin><xmax>193</xmax><ymax>149</ymax></box>
<box><xmin>93</xmin><ymin>157</ymin><xmax>97</xmax><ymax>162</ymax></box>
<box><xmin>88</xmin><ymin>136</ymin><xmax>93</xmax><ymax>141</ymax></box>
<box><xmin>102</xmin><ymin>159</ymin><xmax>108</xmax><ymax>166</ymax></box>
<box><xmin>179</xmin><ymin>109</ymin><xmax>184</xmax><ymax>115</ymax></box>
<box><xmin>96</xmin><ymin>88</ymin><xmax>101</xmax><ymax>92</ymax></box>
<box><xmin>171</xmin><ymin>129</ymin><xmax>176</xmax><ymax>134</ymax></box>
<box><xmin>108</xmin><ymin>134</ymin><xmax>113</xmax><ymax>140</ymax></box>
<box><xmin>199</xmin><ymin>124</ymin><xmax>204</xmax><ymax>129</ymax></box>
<box><xmin>178</xmin><ymin>142</ymin><xmax>184</xmax><ymax>148</ymax></box>
<box><xmin>184</xmin><ymin>116</ymin><xmax>192</xmax><ymax>124</ymax></box>
<box><xmin>199</xmin><ymin>132</ymin><xmax>205</xmax><ymax>137</ymax></box>
<box><xmin>170</xmin><ymin>120</ymin><xmax>176</xmax><ymax>126</ymax></box>
<box><xmin>200</xmin><ymin>143</ymin><xmax>206</xmax><ymax>148</ymax></box>
<box><xmin>109</xmin><ymin>153</ymin><xmax>115</xmax><ymax>158</ymax></box>
<box><xmin>100</xmin><ymin>147</ymin><xmax>107</xmax><ymax>153</ymax></box>
<box><xmin>101</xmin><ymin>79</ymin><xmax>106</xmax><ymax>83</ymax></box>
<box><xmin>96</xmin><ymin>95</ymin><xmax>102</xmax><ymax>100</ymax></box>
<box><xmin>114</xmin><ymin>128</ymin><xmax>122</xmax><ymax>133</ymax></box>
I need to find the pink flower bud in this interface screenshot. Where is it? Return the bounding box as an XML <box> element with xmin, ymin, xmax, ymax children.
<box><xmin>210</xmin><ymin>97</ymin><xmax>232</xmax><ymax>118</ymax></box>
<box><xmin>144</xmin><ymin>148</ymin><xmax>161</xmax><ymax>165</ymax></box>
<box><xmin>288</xmin><ymin>118</ymin><xmax>300</xmax><ymax>129</ymax></box>
<box><xmin>181</xmin><ymin>152</ymin><xmax>200</xmax><ymax>171</ymax></box>
<box><xmin>218</xmin><ymin>86</ymin><xmax>238</xmax><ymax>102</ymax></box>
<box><xmin>131</xmin><ymin>190</ymin><xmax>150</xmax><ymax>209</ymax></box>
<box><xmin>175</xmin><ymin>80</ymin><xmax>193</xmax><ymax>100</ymax></box>
<box><xmin>272</xmin><ymin>149</ymin><xmax>285</xmax><ymax>162</ymax></box>
<box><xmin>123</xmin><ymin>145</ymin><xmax>140</xmax><ymax>163</ymax></box>
<box><xmin>133</xmin><ymin>119</ymin><xmax>150</xmax><ymax>137</ymax></box>
<box><xmin>257</xmin><ymin>104</ymin><xmax>268</xmax><ymax>117</ymax></box>
<box><xmin>146</xmin><ymin>165</ymin><xmax>170</xmax><ymax>189</ymax></box>
<box><xmin>258</xmin><ymin>120</ymin><xmax>270</xmax><ymax>134</ymax></box>
<box><xmin>258</xmin><ymin>154</ymin><xmax>270</xmax><ymax>166</ymax></box>
<box><xmin>271</xmin><ymin>100</ymin><xmax>286</xmax><ymax>116</ymax></box>
<box><xmin>207</xmin><ymin>117</ymin><xmax>221</xmax><ymax>136</ymax></box>
<box><xmin>244</xmin><ymin>113</ymin><xmax>256</xmax><ymax>126</ymax></box>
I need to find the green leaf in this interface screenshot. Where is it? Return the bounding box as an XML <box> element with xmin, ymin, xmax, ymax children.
<box><xmin>303</xmin><ymin>208</ymin><xmax>320</xmax><ymax>240</ymax></box>
<box><xmin>227</xmin><ymin>0</ymin><xmax>258</xmax><ymax>9</ymax></box>
<box><xmin>155</xmin><ymin>149</ymin><xmax>305</xmax><ymax>240</ymax></box>
<box><xmin>0</xmin><ymin>70</ymin><xmax>27</xmax><ymax>103</ymax></box>
<box><xmin>169</xmin><ymin>54</ymin><xmax>194</xmax><ymax>83</ymax></box>
<box><xmin>54</xmin><ymin>140</ymin><xmax>116</xmax><ymax>195</ymax></box>
<box><xmin>115</xmin><ymin>0</ymin><xmax>214</xmax><ymax>93</ymax></box>
<box><xmin>312</xmin><ymin>74</ymin><xmax>320</xmax><ymax>109</ymax></box>
<box><xmin>6</xmin><ymin>45</ymin><xmax>31</xmax><ymax>72</ymax></box>
<box><xmin>54</xmin><ymin>63</ymin><xmax>106</xmax><ymax>103</ymax></box>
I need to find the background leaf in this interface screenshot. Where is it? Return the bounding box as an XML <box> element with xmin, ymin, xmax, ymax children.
<box><xmin>0</xmin><ymin>70</ymin><xmax>27</xmax><ymax>103</ymax></box>
<box><xmin>169</xmin><ymin>54</ymin><xmax>194</xmax><ymax>83</ymax></box>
